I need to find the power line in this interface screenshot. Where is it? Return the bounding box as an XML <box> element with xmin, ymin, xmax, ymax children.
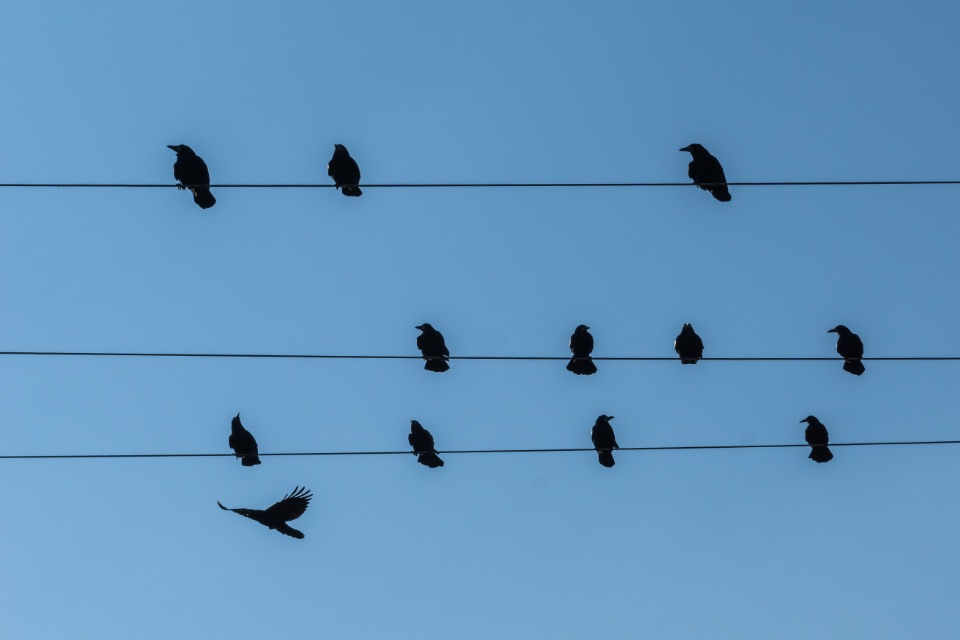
<box><xmin>1</xmin><ymin>350</ymin><xmax>958</xmax><ymax>362</ymax></box>
<box><xmin>2</xmin><ymin>440</ymin><xmax>959</xmax><ymax>460</ymax></box>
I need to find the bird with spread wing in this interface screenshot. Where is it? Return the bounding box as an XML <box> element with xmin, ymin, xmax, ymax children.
<box><xmin>218</xmin><ymin>487</ymin><xmax>313</xmax><ymax>539</ymax></box>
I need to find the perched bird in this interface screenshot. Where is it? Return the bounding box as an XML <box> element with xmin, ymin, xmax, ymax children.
<box><xmin>566</xmin><ymin>324</ymin><xmax>598</xmax><ymax>375</ymax></box>
<box><xmin>228</xmin><ymin>413</ymin><xmax>261</xmax><ymax>466</ymax></box>
<box><xmin>679</xmin><ymin>143</ymin><xmax>731</xmax><ymax>202</ymax></box>
<box><xmin>416</xmin><ymin>323</ymin><xmax>450</xmax><ymax>372</ymax></box>
<box><xmin>828</xmin><ymin>325</ymin><xmax>865</xmax><ymax>376</ymax></box>
<box><xmin>590</xmin><ymin>415</ymin><xmax>619</xmax><ymax>468</ymax></box>
<box><xmin>674</xmin><ymin>323</ymin><xmax>704</xmax><ymax>364</ymax></box>
<box><xmin>167</xmin><ymin>144</ymin><xmax>216</xmax><ymax>209</ymax></box>
<box><xmin>218</xmin><ymin>487</ymin><xmax>313</xmax><ymax>539</ymax></box>
<box><xmin>800</xmin><ymin>416</ymin><xmax>834</xmax><ymax>463</ymax></box>
<box><xmin>327</xmin><ymin>143</ymin><xmax>362</xmax><ymax>196</ymax></box>
<box><xmin>408</xmin><ymin>420</ymin><xmax>444</xmax><ymax>468</ymax></box>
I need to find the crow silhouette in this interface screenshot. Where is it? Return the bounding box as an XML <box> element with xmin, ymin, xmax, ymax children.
<box><xmin>566</xmin><ymin>324</ymin><xmax>598</xmax><ymax>375</ymax></box>
<box><xmin>829</xmin><ymin>325</ymin><xmax>865</xmax><ymax>376</ymax></box>
<box><xmin>408</xmin><ymin>420</ymin><xmax>444</xmax><ymax>468</ymax></box>
<box><xmin>416</xmin><ymin>323</ymin><xmax>450</xmax><ymax>372</ymax></box>
<box><xmin>167</xmin><ymin>144</ymin><xmax>215</xmax><ymax>209</ymax></box>
<box><xmin>800</xmin><ymin>416</ymin><xmax>833</xmax><ymax>463</ymax></box>
<box><xmin>327</xmin><ymin>143</ymin><xmax>362</xmax><ymax>196</ymax></box>
<box><xmin>680</xmin><ymin>143</ymin><xmax>731</xmax><ymax>202</ymax></box>
<box><xmin>218</xmin><ymin>487</ymin><xmax>313</xmax><ymax>539</ymax></box>
<box><xmin>591</xmin><ymin>415</ymin><xmax>619</xmax><ymax>468</ymax></box>
<box><xmin>675</xmin><ymin>323</ymin><xmax>704</xmax><ymax>364</ymax></box>
<box><xmin>228</xmin><ymin>413</ymin><xmax>261</xmax><ymax>466</ymax></box>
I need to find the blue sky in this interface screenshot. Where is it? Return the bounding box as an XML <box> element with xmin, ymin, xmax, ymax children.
<box><xmin>2</xmin><ymin>1</ymin><xmax>960</xmax><ymax>638</ymax></box>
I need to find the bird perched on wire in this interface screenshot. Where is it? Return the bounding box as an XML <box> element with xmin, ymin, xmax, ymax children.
<box><xmin>679</xmin><ymin>143</ymin><xmax>731</xmax><ymax>202</ymax></box>
<box><xmin>590</xmin><ymin>415</ymin><xmax>619</xmax><ymax>468</ymax></box>
<box><xmin>167</xmin><ymin>144</ymin><xmax>216</xmax><ymax>209</ymax></box>
<box><xmin>228</xmin><ymin>413</ymin><xmax>261</xmax><ymax>466</ymax></box>
<box><xmin>218</xmin><ymin>487</ymin><xmax>313</xmax><ymax>539</ymax></box>
<box><xmin>800</xmin><ymin>416</ymin><xmax>834</xmax><ymax>463</ymax></box>
<box><xmin>416</xmin><ymin>323</ymin><xmax>450</xmax><ymax>372</ymax></box>
<box><xmin>674</xmin><ymin>323</ymin><xmax>704</xmax><ymax>364</ymax></box>
<box><xmin>828</xmin><ymin>325</ymin><xmax>865</xmax><ymax>376</ymax></box>
<box><xmin>327</xmin><ymin>143</ymin><xmax>362</xmax><ymax>196</ymax></box>
<box><xmin>408</xmin><ymin>420</ymin><xmax>444</xmax><ymax>468</ymax></box>
<box><xmin>566</xmin><ymin>324</ymin><xmax>598</xmax><ymax>375</ymax></box>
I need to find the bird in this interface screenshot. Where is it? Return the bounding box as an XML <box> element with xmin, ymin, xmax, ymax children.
<box><xmin>674</xmin><ymin>323</ymin><xmax>704</xmax><ymax>364</ymax></box>
<box><xmin>327</xmin><ymin>143</ymin><xmax>362</xmax><ymax>196</ymax></box>
<box><xmin>416</xmin><ymin>323</ymin><xmax>450</xmax><ymax>372</ymax></box>
<box><xmin>828</xmin><ymin>325</ymin><xmax>865</xmax><ymax>376</ymax></box>
<box><xmin>228</xmin><ymin>413</ymin><xmax>261</xmax><ymax>466</ymax></box>
<box><xmin>566</xmin><ymin>324</ymin><xmax>598</xmax><ymax>375</ymax></box>
<box><xmin>590</xmin><ymin>415</ymin><xmax>619</xmax><ymax>468</ymax></box>
<box><xmin>218</xmin><ymin>487</ymin><xmax>313</xmax><ymax>539</ymax></box>
<box><xmin>679</xmin><ymin>143</ymin><xmax>731</xmax><ymax>202</ymax></box>
<box><xmin>800</xmin><ymin>416</ymin><xmax>834</xmax><ymax>463</ymax></box>
<box><xmin>167</xmin><ymin>144</ymin><xmax>216</xmax><ymax>209</ymax></box>
<box><xmin>408</xmin><ymin>420</ymin><xmax>444</xmax><ymax>468</ymax></box>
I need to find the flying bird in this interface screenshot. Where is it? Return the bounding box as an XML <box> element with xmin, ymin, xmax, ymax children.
<box><xmin>416</xmin><ymin>323</ymin><xmax>450</xmax><ymax>372</ymax></box>
<box><xmin>327</xmin><ymin>143</ymin><xmax>362</xmax><ymax>196</ymax></box>
<box><xmin>679</xmin><ymin>143</ymin><xmax>731</xmax><ymax>202</ymax></box>
<box><xmin>828</xmin><ymin>325</ymin><xmax>865</xmax><ymax>376</ymax></box>
<box><xmin>591</xmin><ymin>415</ymin><xmax>619</xmax><ymax>468</ymax></box>
<box><xmin>218</xmin><ymin>487</ymin><xmax>313</xmax><ymax>539</ymax></box>
<box><xmin>675</xmin><ymin>323</ymin><xmax>704</xmax><ymax>364</ymax></box>
<box><xmin>800</xmin><ymin>416</ymin><xmax>833</xmax><ymax>463</ymax></box>
<box><xmin>408</xmin><ymin>420</ymin><xmax>444</xmax><ymax>468</ymax></box>
<box><xmin>566</xmin><ymin>324</ymin><xmax>598</xmax><ymax>375</ymax></box>
<box><xmin>167</xmin><ymin>144</ymin><xmax>216</xmax><ymax>209</ymax></box>
<box><xmin>228</xmin><ymin>413</ymin><xmax>261</xmax><ymax>466</ymax></box>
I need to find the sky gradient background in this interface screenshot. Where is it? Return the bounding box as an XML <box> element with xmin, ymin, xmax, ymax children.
<box><xmin>2</xmin><ymin>1</ymin><xmax>960</xmax><ymax>638</ymax></box>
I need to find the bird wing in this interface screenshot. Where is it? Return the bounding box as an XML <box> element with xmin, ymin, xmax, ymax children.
<box><xmin>264</xmin><ymin>487</ymin><xmax>313</xmax><ymax>522</ymax></box>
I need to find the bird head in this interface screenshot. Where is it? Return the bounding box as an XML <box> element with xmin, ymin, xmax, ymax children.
<box><xmin>334</xmin><ymin>143</ymin><xmax>348</xmax><ymax>154</ymax></box>
<box><xmin>167</xmin><ymin>144</ymin><xmax>195</xmax><ymax>156</ymax></box>
<box><xmin>410</xmin><ymin>420</ymin><xmax>424</xmax><ymax>432</ymax></box>
<box><xmin>575</xmin><ymin>324</ymin><xmax>590</xmax><ymax>333</ymax></box>
<box><xmin>415</xmin><ymin>323</ymin><xmax>433</xmax><ymax>332</ymax></box>
<box><xmin>800</xmin><ymin>416</ymin><xmax>819</xmax><ymax>425</ymax></box>
<box><xmin>681</xmin><ymin>323</ymin><xmax>695</xmax><ymax>333</ymax></box>
<box><xmin>679</xmin><ymin>144</ymin><xmax>706</xmax><ymax>155</ymax></box>
<box><xmin>828</xmin><ymin>325</ymin><xmax>850</xmax><ymax>335</ymax></box>
<box><xmin>599</xmin><ymin>415</ymin><xmax>614</xmax><ymax>422</ymax></box>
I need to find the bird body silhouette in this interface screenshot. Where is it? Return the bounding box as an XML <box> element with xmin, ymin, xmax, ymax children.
<box><xmin>680</xmin><ymin>143</ymin><xmax>731</xmax><ymax>202</ymax></box>
<box><xmin>408</xmin><ymin>420</ymin><xmax>444</xmax><ymax>468</ymax></box>
<box><xmin>591</xmin><ymin>415</ymin><xmax>619</xmax><ymax>468</ymax></box>
<box><xmin>829</xmin><ymin>325</ymin><xmax>865</xmax><ymax>376</ymax></box>
<box><xmin>566</xmin><ymin>324</ymin><xmax>598</xmax><ymax>375</ymax></box>
<box><xmin>800</xmin><ymin>416</ymin><xmax>833</xmax><ymax>463</ymax></box>
<box><xmin>327</xmin><ymin>143</ymin><xmax>362</xmax><ymax>196</ymax></box>
<box><xmin>416</xmin><ymin>324</ymin><xmax>450</xmax><ymax>372</ymax></box>
<box><xmin>218</xmin><ymin>487</ymin><xmax>313</xmax><ymax>539</ymax></box>
<box><xmin>675</xmin><ymin>323</ymin><xmax>704</xmax><ymax>364</ymax></box>
<box><xmin>167</xmin><ymin>144</ymin><xmax>215</xmax><ymax>209</ymax></box>
<box><xmin>228</xmin><ymin>413</ymin><xmax>261</xmax><ymax>466</ymax></box>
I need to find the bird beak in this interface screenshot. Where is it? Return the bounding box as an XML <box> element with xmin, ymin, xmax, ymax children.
<box><xmin>415</xmin><ymin>325</ymin><xmax>423</xmax><ymax>330</ymax></box>
<box><xmin>827</xmin><ymin>328</ymin><xmax>837</xmax><ymax>333</ymax></box>
<box><xmin>679</xmin><ymin>146</ymin><xmax>690</xmax><ymax>152</ymax></box>
<box><xmin>608</xmin><ymin>416</ymin><xmax>615</xmax><ymax>420</ymax></box>
<box><xmin>167</xmin><ymin>145</ymin><xmax>177</xmax><ymax>150</ymax></box>
<box><xmin>799</xmin><ymin>419</ymin><xmax>807</xmax><ymax>423</ymax></box>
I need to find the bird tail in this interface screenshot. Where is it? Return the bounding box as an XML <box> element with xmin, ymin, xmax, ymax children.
<box><xmin>424</xmin><ymin>358</ymin><xmax>450</xmax><ymax>373</ymax></box>
<box><xmin>417</xmin><ymin>452</ymin><xmax>445</xmax><ymax>468</ymax></box>
<box><xmin>843</xmin><ymin>360</ymin><xmax>865</xmax><ymax>376</ymax></box>
<box><xmin>598</xmin><ymin>451</ymin><xmax>616</xmax><ymax>468</ymax></box>
<box><xmin>275</xmin><ymin>523</ymin><xmax>305</xmax><ymax>539</ymax></box>
<box><xmin>566</xmin><ymin>357</ymin><xmax>597</xmax><ymax>375</ymax></box>
<box><xmin>680</xmin><ymin>357</ymin><xmax>699</xmax><ymax>365</ymax></box>
<box><xmin>809</xmin><ymin>446</ymin><xmax>834</xmax><ymax>463</ymax></box>
<box><xmin>341</xmin><ymin>185</ymin><xmax>362</xmax><ymax>197</ymax></box>
<box><xmin>241</xmin><ymin>455</ymin><xmax>262</xmax><ymax>466</ymax></box>
<box><xmin>192</xmin><ymin>188</ymin><xmax>216</xmax><ymax>209</ymax></box>
<box><xmin>711</xmin><ymin>187</ymin><xmax>732</xmax><ymax>202</ymax></box>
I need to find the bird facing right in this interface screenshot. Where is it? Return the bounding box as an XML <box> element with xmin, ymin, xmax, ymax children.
<box><xmin>679</xmin><ymin>143</ymin><xmax>731</xmax><ymax>202</ymax></box>
<box><xmin>800</xmin><ymin>416</ymin><xmax>834</xmax><ymax>463</ymax></box>
<box><xmin>566</xmin><ymin>324</ymin><xmax>598</xmax><ymax>375</ymax></box>
<box><xmin>590</xmin><ymin>415</ymin><xmax>619</xmax><ymax>468</ymax></box>
<box><xmin>828</xmin><ymin>325</ymin><xmax>865</xmax><ymax>376</ymax></box>
<box><xmin>674</xmin><ymin>323</ymin><xmax>704</xmax><ymax>364</ymax></box>
<box><xmin>327</xmin><ymin>143</ymin><xmax>362</xmax><ymax>196</ymax></box>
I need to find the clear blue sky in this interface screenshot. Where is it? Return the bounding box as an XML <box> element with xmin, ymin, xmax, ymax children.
<box><xmin>2</xmin><ymin>1</ymin><xmax>959</xmax><ymax>638</ymax></box>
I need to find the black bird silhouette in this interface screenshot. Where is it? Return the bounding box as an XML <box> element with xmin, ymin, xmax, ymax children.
<box><xmin>679</xmin><ymin>143</ymin><xmax>731</xmax><ymax>202</ymax></box>
<box><xmin>327</xmin><ymin>143</ymin><xmax>362</xmax><ymax>196</ymax></box>
<box><xmin>408</xmin><ymin>420</ymin><xmax>444</xmax><ymax>468</ymax></box>
<box><xmin>800</xmin><ymin>416</ymin><xmax>833</xmax><ymax>463</ymax></box>
<box><xmin>566</xmin><ymin>324</ymin><xmax>598</xmax><ymax>375</ymax></box>
<box><xmin>218</xmin><ymin>487</ymin><xmax>313</xmax><ymax>539</ymax></box>
<box><xmin>828</xmin><ymin>325</ymin><xmax>865</xmax><ymax>376</ymax></box>
<box><xmin>167</xmin><ymin>144</ymin><xmax>216</xmax><ymax>209</ymax></box>
<box><xmin>591</xmin><ymin>415</ymin><xmax>619</xmax><ymax>468</ymax></box>
<box><xmin>675</xmin><ymin>323</ymin><xmax>704</xmax><ymax>364</ymax></box>
<box><xmin>228</xmin><ymin>413</ymin><xmax>261</xmax><ymax>466</ymax></box>
<box><xmin>416</xmin><ymin>323</ymin><xmax>450</xmax><ymax>372</ymax></box>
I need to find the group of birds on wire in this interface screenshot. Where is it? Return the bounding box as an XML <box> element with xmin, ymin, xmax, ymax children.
<box><xmin>166</xmin><ymin>141</ymin><xmax>733</xmax><ymax>208</ymax></box>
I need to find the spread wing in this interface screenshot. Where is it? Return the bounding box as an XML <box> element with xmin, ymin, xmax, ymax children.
<box><xmin>264</xmin><ymin>486</ymin><xmax>313</xmax><ymax>522</ymax></box>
